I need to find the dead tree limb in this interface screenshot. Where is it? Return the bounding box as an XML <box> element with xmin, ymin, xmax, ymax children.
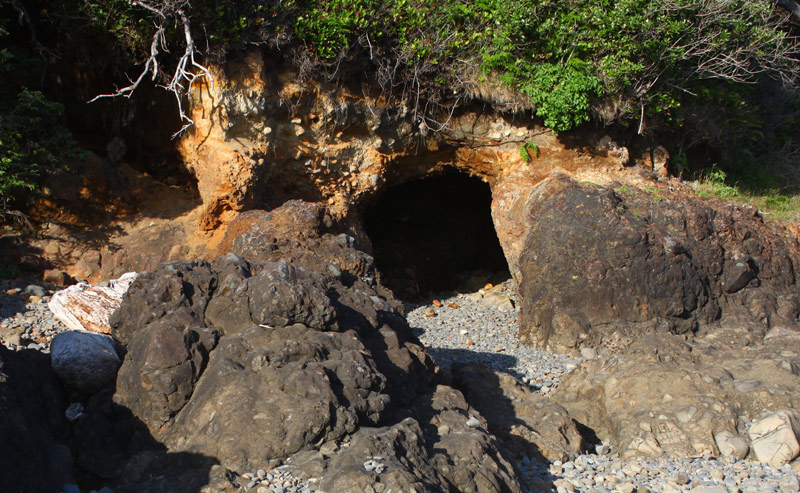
<box><xmin>88</xmin><ymin>1</ymin><xmax>214</xmax><ymax>139</ymax></box>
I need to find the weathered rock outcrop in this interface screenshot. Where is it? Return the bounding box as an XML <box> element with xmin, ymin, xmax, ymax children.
<box><xmin>99</xmin><ymin>222</ymin><xmax>522</xmax><ymax>490</ymax></box>
<box><xmin>315</xmin><ymin>385</ymin><xmax>522</xmax><ymax>493</ymax></box>
<box><xmin>516</xmin><ymin>174</ymin><xmax>800</xmax><ymax>352</ymax></box>
<box><xmin>552</xmin><ymin>331</ymin><xmax>800</xmax><ymax>461</ymax></box>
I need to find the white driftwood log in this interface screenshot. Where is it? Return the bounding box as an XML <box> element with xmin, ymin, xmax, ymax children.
<box><xmin>48</xmin><ymin>272</ymin><xmax>138</xmax><ymax>334</ymax></box>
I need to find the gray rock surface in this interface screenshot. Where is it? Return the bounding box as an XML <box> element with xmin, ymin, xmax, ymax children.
<box><xmin>552</xmin><ymin>331</ymin><xmax>800</xmax><ymax>461</ymax></box>
<box><xmin>452</xmin><ymin>363</ymin><xmax>584</xmax><ymax>462</ymax></box>
<box><xmin>50</xmin><ymin>330</ymin><xmax>122</xmax><ymax>394</ymax></box>
<box><xmin>167</xmin><ymin>323</ymin><xmax>391</xmax><ymax>471</ymax></box>
<box><xmin>105</xmin><ymin>241</ymin><xmax>525</xmax><ymax>491</ymax></box>
<box><xmin>109</xmin><ymin>260</ymin><xmax>217</xmax><ymax>344</ymax></box>
<box><xmin>205</xmin><ymin>257</ymin><xmax>337</xmax><ymax>334</ymax></box>
<box><xmin>113</xmin><ymin>322</ymin><xmax>218</xmax><ymax>431</ymax></box>
<box><xmin>312</xmin><ymin>384</ymin><xmax>522</xmax><ymax>493</ymax></box>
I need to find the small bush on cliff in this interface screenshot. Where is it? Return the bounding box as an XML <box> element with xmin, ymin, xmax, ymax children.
<box><xmin>0</xmin><ymin>89</ymin><xmax>82</xmax><ymax>211</ymax></box>
<box><xmin>519</xmin><ymin>142</ymin><xmax>539</xmax><ymax>163</ymax></box>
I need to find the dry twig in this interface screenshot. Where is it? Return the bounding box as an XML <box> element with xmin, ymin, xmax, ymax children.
<box><xmin>88</xmin><ymin>0</ymin><xmax>214</xmax><ymax>138</ymax></box>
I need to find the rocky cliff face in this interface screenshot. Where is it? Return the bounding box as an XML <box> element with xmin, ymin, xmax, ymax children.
<box><xmin>10</xmin><ymin>47</ymin><xmax>800</xmax><ymax>491</ymax></box>
<box><xmin>516</xmin><ymin>174</ymin><xmax>800</xmax><ymax>352</ymax></box>
<box><xmin>9</xmin><ymin>48</ymin><xmax>800</xmax><ymax>344</ymax></box>
<box><xmin>171</xmin><ymin>50</ymin><xmax>631</xmax><ymax>259</ymax></box>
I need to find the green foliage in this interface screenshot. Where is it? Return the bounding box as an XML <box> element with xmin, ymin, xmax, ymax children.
<box><xmin>274</xmin><ymin>0</ymin><xmax>798</xmax><ymax>135</ymax></box>
<box><xmin>0</xmin><ymin>89</ymin><xmax>82</xmax><ymax>208</ymax></box>
<box><xmin>520</xmin><ymin>62</ymin><xmax>603</xmax><ymax>132</ymax></box>
<box><xmin>14</xmin><ymin>0</ymin><xmax>800</xmax><ymax>201</ymax></box>
<box><xmin>614</xmin><ymin>185</ymin><xmax>632</xmax><ymax>194</ymax></box>
<box><xmin>66</xmin><ymin>0</ymin><xmax>800</xmax><ymax>144</ymax></box>
<box><xmin>696</xmin><ymin>166</ymin><xmax>740</xmax><ymax>199</ymax></box>
<box><xmin>290</xmin><ymin>0</ymin><xmax>382</xmax><ymax>59</ymax></box>
<box><xmin>519</xmin><ymin>141</ymin><xmax>539</xmax><ymax>162</ymax></box>
<box><xmin>0</xmin><ymin>262</ymin><xmax>21</xmax><ymax>279</ymax></box>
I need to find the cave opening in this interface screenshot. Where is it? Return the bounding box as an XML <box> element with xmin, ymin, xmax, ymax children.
<box><xmin>363</xmin><ymin>169</ymin><xmax>510</xmax><ymax>300</ymax></box>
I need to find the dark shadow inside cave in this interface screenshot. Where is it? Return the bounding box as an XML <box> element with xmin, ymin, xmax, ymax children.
<box><xmin>363</xmin><ymin>169</ymin><xmax>510</xmax><ymax>300</ymax></box>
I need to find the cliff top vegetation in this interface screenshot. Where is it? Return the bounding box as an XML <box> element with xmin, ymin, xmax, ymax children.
<box><xmin>2</xmin><ymin>0</ymin><xmax>800</xmax><ymax>213</ymax></box>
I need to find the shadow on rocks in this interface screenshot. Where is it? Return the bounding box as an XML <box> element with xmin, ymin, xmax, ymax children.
<box><xmin>424</xmin><ymin>346</ymin><xmax>521</xmax><ymax>377</ymax></box>
<box><xmin>0</xmin><ymin>342</ymin><xmax>218</xmax><ymax>493</ymax></box>
<box><xmin>0</xmin><ymin>345</ymin><xmax>71</xmax><ymax>493</ymax></box>
<box><xmin>446</xmin><ymin>362</ymin><xmax>586</xmax><ymax>488</ymax></box>
<box><xmin>72</xmin><ymin>381</ymin><xmax>220</xmax><ymax>493</ymax></box>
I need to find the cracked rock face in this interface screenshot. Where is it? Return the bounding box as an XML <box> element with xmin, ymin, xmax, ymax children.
<box><xmin>516</xmin><ymin>174</ymin><xmax>800</xmax><ymax>352</ymax></box>
<box><xmin>95</xmin><ymin>219</ymin><xmax>524</xmax><ymax>491</ymax></box>
<box><xmin>109</xmin><ymin>254</ymin><xmax>430</xmax><ymax>471</ymax></box>
<box><xmin>552</xmin><ymin>331</ymin><xmax>800</xmax><ymax>461</ymax></box>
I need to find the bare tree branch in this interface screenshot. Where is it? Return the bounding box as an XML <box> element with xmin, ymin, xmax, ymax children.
<box><xmin>88</xmin><ymin>1</ymin><xmax>214</xmax><ymax>139</ymax></box>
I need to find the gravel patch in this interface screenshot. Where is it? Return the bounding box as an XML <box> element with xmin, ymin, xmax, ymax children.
<box><xmin>0</xmin><ymin>279</ymin><xmax>68</xmax><ymax>352</ymax></box>
<box><xmin>523</xmin><ymin>453</ymin><xmax>800</xmax><ymax>493</ymax></box>
<box><xmin>406</xmin><ymin>278</ymin><xmax>581</xmax><ymax>393</ymax></box>
<box><xmin>233</xmin><ymin>466</ymin><xmax>315</xmax><ymax>493</ymax></box>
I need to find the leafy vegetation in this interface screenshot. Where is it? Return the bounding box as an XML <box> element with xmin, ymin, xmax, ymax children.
<box><xmin>60</xmin><ymin>0</ymin><xmax>800</xmax><ymax>132</ymax></box>
<box><xmin>2</xmin><ymin>0</ymin><xmax>800</xmax><ymax>216</ymax></box>
<box><xmin>0</xmin><ymin>89</ymin><xmax>83</xmax><ymax>211</ymax></box>
<box><xmin>0</xmin><ymin>4</ymin><xmax>83</xmax><ymax>215</ymax></box>
<box><xmin>519</xmin><ymin>142</ymin><xmax>539</xmax><ymax>163</ymax></box>
<box><xmin>695</xmin><ymin>167</ymin><xmax>740</xmax><ymax>199</ymax></box>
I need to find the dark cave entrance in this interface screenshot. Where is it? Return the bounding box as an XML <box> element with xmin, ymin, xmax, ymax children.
<box><xmin>363</xmin><ymin>170</ymin><xmax>510</xmax><ymax>300</ymax></box>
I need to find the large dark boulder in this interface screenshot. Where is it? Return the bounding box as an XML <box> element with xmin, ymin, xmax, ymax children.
<box><xmin>167</xmin><ymin>323</ymin><xmax>390</xmax><ymax>472</ymax></box>
<box><xmin>113</xmin><ymin>322</ymin><xmax>218</xmax><ymax>432</ymax></box>
<box><xmin>205</xmin><ymin>257</ymin><xmax>338</xmax><ymax>334</ymax></box>
<box><xmin>109</xmin><ymin>251</ymin><xmax>437</xmax><ymax>473</ymax></box>
<box><xmin>0</xmin><ymin>346</ymin><xmax>72</xmax><ymax>492</ymax></box>
<box><xmin>217</xmin><ymin>200</ymin><xmax>379</xmax><ymax>282</ymax></box>
<box><xmin>517</xmin><ymin>175</ymin><xmax>800</xmax><ymax>352</ymax></box>
<box><xmin>103</xmin><ymin>201</ymin><xmax>537</xmax><ymax>490</ymax></box>
<box><xmin>104</xmin><ymin>214</ymin><xmax>530</xmax><ymax>491</ymax></box>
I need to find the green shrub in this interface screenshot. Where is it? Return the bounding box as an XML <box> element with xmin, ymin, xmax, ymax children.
<box><xmin>697</xmin><ymin>166</ymin><xmax>740</xmax><ymax>199</ymax></box>
<box><xmin>26</xmin><ymin>0</ymin><xmax>800</xmax><ymax>193</ymax></box>
<box><xmin>519</xmin><ymin>141</ymin><xmax>539</xmax><ymax>162</ymax></box>
<box><xmin>0</xmin><ymin>89</ymin><xmax>82</xmax><ymax>209</ymax></box>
